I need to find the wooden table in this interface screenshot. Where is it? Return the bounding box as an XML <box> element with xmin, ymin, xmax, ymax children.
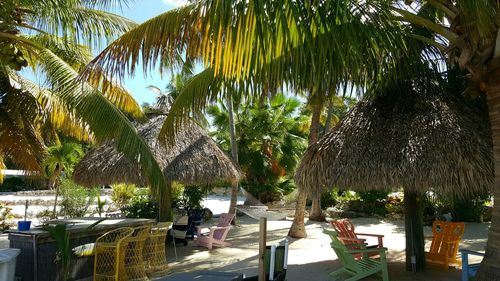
<box><xmin>8</xmin><ymin>217</ymin><xmax>154</xmax><ymax>281</ymax></box>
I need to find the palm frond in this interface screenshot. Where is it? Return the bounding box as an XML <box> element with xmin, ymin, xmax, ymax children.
<box><xmin>159</xmin><ymin>68</ymin><xmax>221</xmax><ymax>146</ymax></box>
<box><xmin>0</xmin><ymin>77</ymin><xmax>45</xmax><ymax>173</ymax></box>
<box><xmin>26</xmin><ymin>2</ymin><xmax>137</xmax><ymax>47</ymax></box>
<box><xmin>12</xmin><ymin>74</ymin><xmax>93</xmax><ymax>142</ymax></box>
<box><xmin>23</xmin><ymin>35</ymin><xmax>144</xmax><ymax>119</ymax></box>
<box><xmin>37</xmin><ymin>49</ymin><xmax>168</xmax><ymax>202</ymax></box>
<box><xmin>0</xmin><ymin>155</ymin><xmax>5</xmax><ymax>184</ymax></box>
<box><xmin>84</xmin><ymin>0</ymin><xmax>410</xmax><ymax>91</ymax></box>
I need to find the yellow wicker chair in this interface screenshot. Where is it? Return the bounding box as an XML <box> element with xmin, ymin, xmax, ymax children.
<box><xmin>144</xmin><ymin>222</ymin><xmax>173</xmax><ymax>278</ymax></box>
<box><xmin>120</xmin><ymin>225</ymin><xmax>152</xmax><ymax>281</ymax></box>
<box><xmin>93</xmin><ymin>227</ymin><xmax>134</xmax><ymax>281</ymax></box>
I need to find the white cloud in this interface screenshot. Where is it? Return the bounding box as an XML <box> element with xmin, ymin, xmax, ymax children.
<box><xmin>162</xmin><ymin>0</ymin><xmax>188</xmax><ymax>7</ymax></box>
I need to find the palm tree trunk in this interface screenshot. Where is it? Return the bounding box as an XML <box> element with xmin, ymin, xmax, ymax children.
<box><xmin>288</xmin><ymin>186</ymin><xmax>308</xmax><ymax>238</ymax></box>
<box><xmin>404</xmin><ymin>189</ymin><xmax>425</xmax><ymax>272</ymax></box>
<box><xmin>51</xmin><ymin>166</ymin><xmax>62</xmax><ymax>219</ymax></box>
<box><xmin>475</xmin><ymin>68</ymin><xmax>500</xmax><ymax>280</ymax></box>
<box><xmin>227</xmin><ymin>94</ymin><xmax>239</xmax><ymax>218</ymax></box>
<box><xmin>324</xmin><ymin>98</ymin><xmax>334</xmax><ymax>133</ymax></box>
<box><xmin>309</xmin><ymin>98</ymin><xmax>325</xmax><ymax>222</ymax></box>
<box><xmin>158</xmin><ymin>182</ymin><xmax>172</xmax><ymax>222</ymax></box>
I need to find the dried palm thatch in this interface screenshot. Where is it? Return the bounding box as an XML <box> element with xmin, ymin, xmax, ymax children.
<box><xmin>73</xmin><ymin>115</ymin><xmax>241</xmax><ymax>187</ymax></box>
<box><xmin>295</xmin><ymin>91</ymin><xmax>493</xmax><ymax>198</ymax></box>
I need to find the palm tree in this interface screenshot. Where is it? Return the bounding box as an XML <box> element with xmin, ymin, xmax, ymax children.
<box><xmin>208</xmin><ymin>93</ymin><xmax>308</xmax><ymax>187</ymax></box>
<box><xmin>391</xmin><ymin>1</ymin><xmax>500</xmax><ymax>278</ymax></box>
<box><xmin>43</xmin><ymin>142</ymin><xmax>84</xmax><ymax>218</ymax></box>
<box><xmin>0</xmin><ymin>0</ymin><xmax>173</xmax><ymax>220</ymax></box>
<box><xmin>83</xmin><ymin>0</ymin><xmax>414</xmax><ymax>237</ymax></box>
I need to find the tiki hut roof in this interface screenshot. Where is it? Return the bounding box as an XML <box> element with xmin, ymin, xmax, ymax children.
<box><xmin>73</xmin><ymin>115</ymin><xmax>241</xmax><ymax>186</ymax></box>
<box><xmin>295</xmin><ymin>92</ymin><xmax>493</xmax><ymax>197</ymax></box>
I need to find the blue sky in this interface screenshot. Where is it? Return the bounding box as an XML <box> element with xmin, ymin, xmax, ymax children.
<box><xmin>112</xmin><ymin>0</ymin><xmax>187</xmax><ymax>105</ymax></box>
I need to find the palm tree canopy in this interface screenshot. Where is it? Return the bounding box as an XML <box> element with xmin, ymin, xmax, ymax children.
<box><xmin>82</xmin><ymin>0</ymin><xmax>423</xmax><ymax>148</ymax></box>
<box><xmin>0</xmin><ymin>0</ymin><xmax>170</xmax><ymax>200</ymax></box>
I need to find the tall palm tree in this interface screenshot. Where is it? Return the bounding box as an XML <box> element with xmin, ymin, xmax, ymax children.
<box><xmin>393</xmin><ymin>1</ymin><xmax>500</xmax><ymax>278</ymax></box>
<box><xmin>83</xmin><ymin>0</ymin><xmax>414</xmax><ymax>237</ymax></box>
<box><xmin>0</xmin><ymin>0</ymin><xmax>173</xmax><ymax>220</ymax></box>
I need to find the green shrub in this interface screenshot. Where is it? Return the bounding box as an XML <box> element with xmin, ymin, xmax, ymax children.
<box><xmin>426</xmin><ymin>191</ymin><xmax>491</xmax><ymax>222</ymax></box>
<box><xmin>243</xmin><ymin>178</ymin><xmax>296</xmax><ymax>204</ymax></box>
<box><xmin>0</xmin><ymin>203</ymin><xmax>14</xmax><ymax>231</ymax></box>
<box><xmin>321</xmin><ymin>190</ymin><xmax>338</xmax><ymax>209</ymax></box>
<box><xmin>0</xmin><ymin>177</ymin><xmax>45</xmax><ymax>192</ymax></box>
<box><xmin>385</xmin><ymin>193</ymin><xmax>404</xmax><ymax>215</ymax></box>
<box><xmin>171</xmin><ymin>182</ymin><xmax>185</xmax><ymax>209</ymax></box>
<box><xmin>0</xmin><ymin>177</ymin><xmax>24</xmax><ymax>192</ymax></box>
<box><xmin>110</xmin><ymin>183</ymin><xmax>136</xmax><ymax>208</ymax></box>
<box><xmin>176</xmin><ymin>186</ymin><xmax>207</xmax><ymax>210</ymax></box>
<box><xmin>121</xmin><ymin>189</ymin><xmax>158</xmax><ymax>219</ymax></box>
<box><xmin>60</xmin><ymin>179</ymin><xmax>99</xmax><ymax>218</ymax></box>
<box><xmin>333</xmin><ymin>190</ymin><xmax>360</xmax><ymax>210</ymax></box>
<box><xmin>358</xmin><ymin>190</ymin><xmax>389</xmax><ymax>216</ymax></box>
<box><xmin>36</xmin><ymin>208</ymin><xmax>55</xmax><ymax>225</ymax></box>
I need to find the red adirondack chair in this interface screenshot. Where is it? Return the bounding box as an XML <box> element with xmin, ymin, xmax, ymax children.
<box><xmin>330</xmin><ymin>219</ymin><xmax>384</xmax><ymax>259</ymax></box>
<box><xmin>196</xmin><ymin>213</ymin><xmax>235</xmax><ymax>250</ymax></box>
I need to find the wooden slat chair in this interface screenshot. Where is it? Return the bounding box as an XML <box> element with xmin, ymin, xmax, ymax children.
<box><xmin>460</xmin><ymin>249</ymin><xmax>484</xmax><ymax>281</ymax></box>
<box><xmin>324</xmin><ymin>229</ymin><xmax>389</xmax><ymax>281</ymax></box>
<box><xmin>196</xmin><ymin>213</ymin><xmax>234</xmax><ymax>250</ymax></box>
<box><xmin>425</xmin><ymin>221</ymin><xmax>465</xmax><ymax>270</ymax></box>
<box><xmin>330</xmin><ymin>219</ymin><xmax>384</xmax><ymax>259</ymax></box>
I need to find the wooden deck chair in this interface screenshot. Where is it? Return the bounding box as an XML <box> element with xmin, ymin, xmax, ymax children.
<box><xmin>324</xmin><ymin>229</ymin><xmax>389</xmax><ymax>281</ymax></box>
<box><xmin>196</xmin><ymin>213</ymin><xmax>235</xmax><ymax>250</ymax></box>
<box><xmin>242</xmin><ymin>239</ymin><xmax>289</xmax><ymax>281</ymax></box>
<box><xmin>330</xmin><ymin>219</ymin><xmax>384</xmax><ymax>259</ymax></box>
<box><xmin>460</xmin><ymin>249</ymin><xmax>484</xmax><ymax>281</ymax></box>
<box><xmin>425</xmin><ymin>221</ymin><xmax>465</xmax><ymax>270</ymax></box>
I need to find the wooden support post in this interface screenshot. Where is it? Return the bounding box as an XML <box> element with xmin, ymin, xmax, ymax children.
<box><xmin>258</xmin><ymin>217</ymin><xmax>267</xmax><ymax>281</ymax></box>
<box><xmin>404</xmin><ymin>189</ymin><xmax>425</xmax><ymax>272</ymax></box>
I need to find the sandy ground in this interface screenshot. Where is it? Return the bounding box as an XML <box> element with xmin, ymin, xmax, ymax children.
<box><xmin>163</xmin><ymin>216</ymin><xmax>488</xmax><ymax>281</ymax></box>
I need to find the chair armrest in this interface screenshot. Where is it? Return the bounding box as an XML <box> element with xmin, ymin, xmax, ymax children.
<box><xmin>209</xmin><ymin>226</ymin><xmax>231</xmax><ymax>231</ymax></box>
<box><xmin>344</xmin><ymin>243</ymin><xmax>368</xmax><ymax>248</ymax></box>
<box><xmin>355</xmin><ymin>233</ymin><xmax>384</xmax><ymax>238</ymax></box>
<box><xmin>337</xmin><ymin>236</ymin><xmax>366</xmax><ymax>243</ymax></box>
<box><xmin>347</xmin><ymin>247</ymin><xmax>388</xmax><ymax>254</ymax></box>
<box><xmin>459</xmin><ymin>249</ymin><xmax>485</xmax><ymax>257</ymax></box>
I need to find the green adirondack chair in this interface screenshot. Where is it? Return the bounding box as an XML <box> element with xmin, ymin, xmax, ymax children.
<box><xmin>323</xmin><ymin>229</ymin><xmax>389</xmax><ymax>281</ymax></box>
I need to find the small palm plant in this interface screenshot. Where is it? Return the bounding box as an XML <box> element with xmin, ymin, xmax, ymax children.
<box><xmin>43</xmin><ymin>142</ymin><xmax>83</xmax><ymax>218</ymax></box>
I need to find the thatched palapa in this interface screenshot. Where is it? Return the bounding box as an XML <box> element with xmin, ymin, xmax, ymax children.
<box><xmin>295</xmin><ymin>92</ymin><xmax>493</xmax><ymax>196</ymax></box>
<box><xmin>73</xmin><ymin>115</ymin><xmax>241</xmax><ymax>187</ymax></box>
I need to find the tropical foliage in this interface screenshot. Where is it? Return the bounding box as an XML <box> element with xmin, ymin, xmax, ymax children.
<box><xmin>208</xmin><ymin>93</ymin><xmax>308</xmax><ymax>197</ymax></box>
<box><xmin>0</xmin><ymin>0</ymin><xmax>173</xmax><ymax>219</ymax></box>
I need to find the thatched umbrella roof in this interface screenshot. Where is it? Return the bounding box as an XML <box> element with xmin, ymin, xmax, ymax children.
<box><xmin>73</xmin><ymin>115</ymin><xmax>241</xmax><ymax>186</ymax></box>
<box><xmin>295</xmin><ymin>92</ymin><xmax>493</xmax><ymax>197</ymax></box>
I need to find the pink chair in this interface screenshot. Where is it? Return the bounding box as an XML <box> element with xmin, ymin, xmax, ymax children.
<box><xmin>196</xmin><ymin>213</ymin><xmax>235</xmax><ymax>250</ymax></box>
